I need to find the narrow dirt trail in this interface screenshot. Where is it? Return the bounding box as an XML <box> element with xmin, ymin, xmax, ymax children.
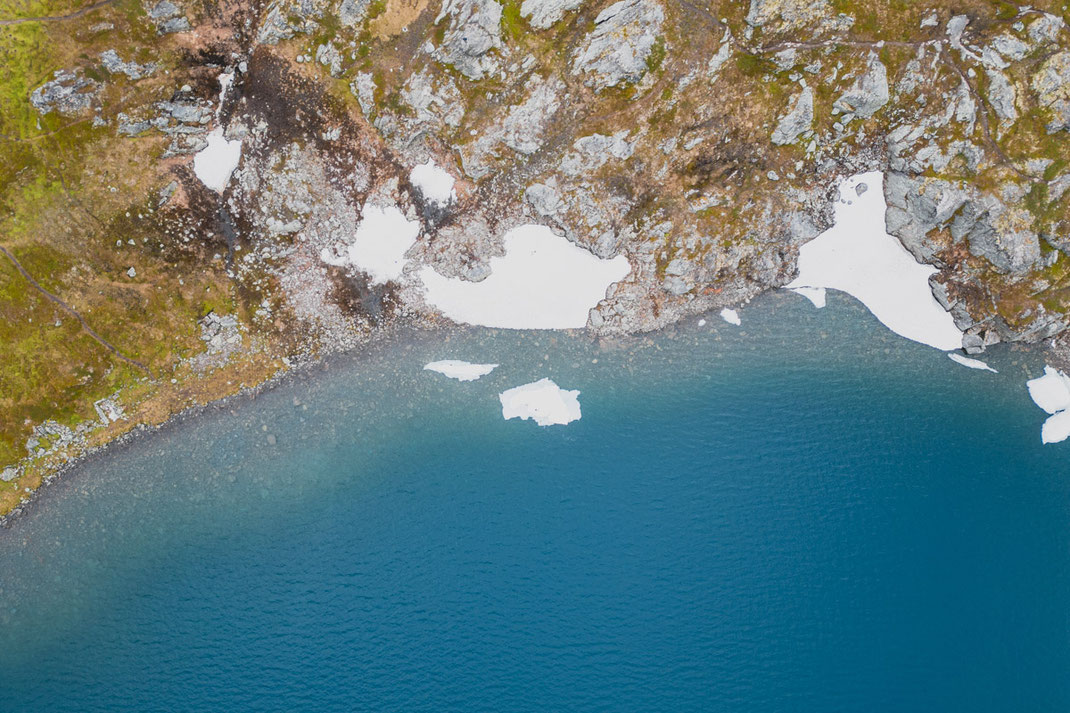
<box><xmin>0</xmin><ymin>244</ymin><xmax>155</xmax><ymax>378</ymax></box>
<box><xmin>0</xmin><ymin>0</ymin><xmax>115</xmax><ymax>27</ymax></box>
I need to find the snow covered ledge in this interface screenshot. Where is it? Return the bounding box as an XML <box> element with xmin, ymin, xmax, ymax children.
<box><xmin>419</xmin><ymin>225</ymin><xmax>631</xmax><ymax>329</ymax></box>
<box><xmin>786</xmin><ymin>171</ymin><xmax>963</xmax><ymax>351</ymax></box>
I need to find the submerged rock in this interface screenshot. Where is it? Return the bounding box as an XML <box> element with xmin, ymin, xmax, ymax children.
<box><xmin>572</xmin><ymin>0</ymin><xmax>664</xmax><ymax>90</ymax></box>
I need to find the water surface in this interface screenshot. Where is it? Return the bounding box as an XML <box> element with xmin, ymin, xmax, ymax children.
<box><xmin>1</xmin><ymin>293</ymin><xmax>1068</xmax><ymax>712</ymax></box>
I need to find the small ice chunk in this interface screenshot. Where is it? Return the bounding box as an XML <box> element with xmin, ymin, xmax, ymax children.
<box><xmin>424</xmin><ymin>360</ymin><xmax>498</xmax><ymax>381</ymax></box>
<box><xmin>346</xmin><ymin>204</ymin><xmax>422</xmax><ymax>285</ymax></box>
<box><xmin>193</xmin><ymin>129</ymin><xmax>242</xmax><ymax>192</ymax></box>
<box><xmin>1042</xmin><ymin>410</ymin><xmax>1070</xmax><ymax>444</ymax></box>
<box><xmin>790</xmin><ymin>286</ymin><xmax>826</xmax><ymax>308</ymax></box>
<box><xmin>410</xmin><ymin>160</ymin><xmax>456</xmax><ymax>206</ymax></box>
<box><xmin>720</xmin><ymin>308</ymin><xmax>741</xmax><ymax>325</ymax></box>
<box><xmin>948</xmin><ymin>353</ymin><xmax>997</xmax><ymax>373</ymax></box>
<box><xmin>499</xmin><ymin>378</ymin><xmax>581</xmax><ymax>426</ymax></box>
<box><xmin>1027</xmin><ymin>366</ymin><xmax>1070</xmax><ymax>415</ymax></box>
<box><xmin>697</xmin><ymin>318</ymin><xmax>707</xmax><ymax>326</ymax></box>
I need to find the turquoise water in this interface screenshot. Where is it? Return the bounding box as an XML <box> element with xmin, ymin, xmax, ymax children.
<box><xmin>1</xmin><ymin>293</ymin><xmax>1069</xmax><ymax>711</ymax></box>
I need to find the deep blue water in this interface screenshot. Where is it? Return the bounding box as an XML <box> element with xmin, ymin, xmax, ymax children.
<box><xmin>1</xmin><ymin>293</ymin><xmax>1069</xmax><ymax>712</ymax></box>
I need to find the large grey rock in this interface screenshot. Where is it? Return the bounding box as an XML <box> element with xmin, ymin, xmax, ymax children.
<box><xmin>100</xmin><ymin>50</ymin><xmax>157</xmax><ymax>80</ymax></box>
<box><xmin>771</xmin><ymin>86</ymin><xmax>813</xmax><ymax>145</ymax></box>
<box><xmin>1032</xmin><ymin>51</ymin><xmax>1070</xmax><ymax>133</ymax></box>
<box><xmin>572</xmin><ymin>0</ymin><xmax>664</xmax><ymax>90</ymax></box>
<box><xmin>985</xmin><ymin>68</ymin><xmax>1017</xmax><ymax>126</ymax></box>
<box><xmin>745</xmin><ymin>0</ymin><xmax>829</xmax><ymax>31</ymax></box>
<box><xmin>520</xmin><ymin>0</ymin><xmax>583</xmax><ymax>28</ymax></box>
<box><xmin>884</xmin><ymin>173</ymin><xmax>969</xmax><ymax>263</ymax></box>
<box><xmin>834</xmin><ymin>53</ymin><xmax>888</xmax><ymax>119</ymax></box>
<box><xmin>435</xmin><ymin>0</ymin><xmax>503</xmax><ymax>80</ymax></box>
<box><xmin>558</xmin><ymin>131</ymin><xmax>633</xmax><ymax>176</ymax></box>
<box><xmin>30</xmin><ymin>70</ymin><xmax>98</xmax><ymax>117</ymax></box>
<box><xmin>950</xmin><ymin>194</ymin><xmax>1040</xmax><ymax>274</ymax></box>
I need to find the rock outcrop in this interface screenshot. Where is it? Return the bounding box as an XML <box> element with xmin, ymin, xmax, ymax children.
<box><xmin>571</xmin><ymin>0</ymin><xmax>664</xmax><ymax>90</ymax></box>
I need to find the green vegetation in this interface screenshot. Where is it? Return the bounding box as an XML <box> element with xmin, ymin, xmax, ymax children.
<box><xmin>645</xmin><ymin>36</ymin><xmax>666</xmax><ymax>74</ymax></box>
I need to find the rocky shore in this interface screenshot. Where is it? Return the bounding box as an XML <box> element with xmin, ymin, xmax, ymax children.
<box><xmin>1</xmin><ymin>0</ymin><xmax>1069</xmax><ymax>511</ymax></box>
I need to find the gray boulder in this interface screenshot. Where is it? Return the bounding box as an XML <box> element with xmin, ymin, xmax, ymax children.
<box><xmin>834</xmin><ymin>53</ymin><xmax>888</xmax><ymax>119</ymax></box>
<box><xmin>572</xmin><ymin>0</ymin><xmax>664</xmax><ymax>90</ymax></box>
<box><xmin>771</xmin><ymin>86</ymin><xmax>813</xmax><ymax>145</ymax></box>
<box><xmin>435</xmin><ymin>0</ymin><xmax>503</xmax><ymax>80</ymax></box>
<box><xmin>520</xmin><ymin>0</ymin><xmax>583</xmax><ymax>28</ymax></box>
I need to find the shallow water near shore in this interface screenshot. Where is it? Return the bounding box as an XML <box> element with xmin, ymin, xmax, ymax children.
<box><xmin>1</xmin><ymin>292</ymin><xmax>1069</xmax><ymax>712</ymax></box>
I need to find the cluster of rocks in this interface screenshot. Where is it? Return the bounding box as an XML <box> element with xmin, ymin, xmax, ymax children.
<box><xmin>187</xmin><ymin>311</ymin><xmax>245</xmax><ymax>371</ymax></box>
<box><xmin>30</xmin><ymin>70</ymin><xmax>99</xmax><ymax>117</ymax></box>
<box><xmin>146</xmin><ymin>0</ymin><xmax>191</xmax><ymax>34</ymax></box>
<box><xmin>100</xmin><ymin>50</ymin><xmax>157</xmax><ymax>81</ymax></box>
<box><xmin>118</xmin><ymin>90</ymin><xmax>215</xmax><ymax>155</ymax></box>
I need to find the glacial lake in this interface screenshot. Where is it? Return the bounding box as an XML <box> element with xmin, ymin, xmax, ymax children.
<box><xmin>1</xmin><ymin>292</ymin><xmax>1068</xmax><ymax>712</ymax></box>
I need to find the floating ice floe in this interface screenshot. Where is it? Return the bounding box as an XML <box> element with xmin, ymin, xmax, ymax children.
<box><xmin>785</xmin><ymin>171</ymin><xmax>963</xmax><ymax>351</ymax></box>
<box><xmin>1027</xmin><ymin>366</ymin><xmax>1070</xmax><ymax>444</ymax></box>
<box><xmin>193</xmin><ymin>72</ymin><xmax>242</xmax><ymax>193</ymax></box>
<box><xmin>320</xmin><ymin>204</ymin><xmax>421</xmax><ymax>285</ymax></box>
<box><xmin>790</xmin><ymin>286</ymin><xmax>827</xmax><ymax>308</ymax></box>
<box><xmin>423</xmin><ymin>360</ymin><xmax>498</xmax><ymax>381</ymax></box>
<box><xmin>419</xmin><ymin>224</ymin><xmax>631</xmax><ymax>329</ymax></box>
<box><xmin>410</xmin><ymin>160</ymin><xmax>456</xmax><ymax>206</ymax></box>
<box><xmin>720</xmin><ymin>308</ymin><xmax>741</xmax><ymax>326</ymax></box>
<box><xmin>947</xmin><ymin>353</ymin><xmax>997</xmax><ymax>373</ymax></box>
<box><xmin>499</xmin><ymin>378</ymin><xmax>581</xmax><ymax>426</ymax></box>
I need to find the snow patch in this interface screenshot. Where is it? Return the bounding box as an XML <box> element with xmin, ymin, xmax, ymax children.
<box><xmin>193</xmin><ymin>72</ymin><xmax>241</xmax><ymax>193</ymax></box>
<box><xmin>499</xmin><ymin>378</ymin><xmax>581</xmax><ymax>426</ymax></box>
<box><xmin>410</xmin><ymin>160</ymin><xmax>456</xmax><ymax>206</ymax></box>
<box><xmin>193</xmin><ymin>129</ymin><xmax>242</xmax><ymax>192</ymax></box>
<box><xmin>1027</xmin><ymin>366</ymin><xmax>1070</xmax><ymax>444</ymax></box>
<box><xmin>419</xmin><ymin>224</ymin><xmax>631</xmax><ymax>329</ymax></box>
<box><xmin>786</xmin><ymin>171</ymin><xmax>963</xmax><ymax>351</ymax></box>
<box><xmin>321</xmin><ymin>204</ymin><xmax>421</xmax><ymax>285</ymax></box>
<box><xmin>720</xmin><ymin>308</ymin><xmax>741</xmax><ymax>325</ymax></box>
<box><xmin>948</xmin><ymin>352</ymin><xmax>997</xmax><ymax>373</ymax></box>
<box><xmin>791</xmin><ymin>286</ymin><xmax>827</xmax><ymax>308</ymax></box>
<box><xmin>424</xmin><ymin>360</ymin><xmax>498</xmax><ymax>381</ymax></box>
